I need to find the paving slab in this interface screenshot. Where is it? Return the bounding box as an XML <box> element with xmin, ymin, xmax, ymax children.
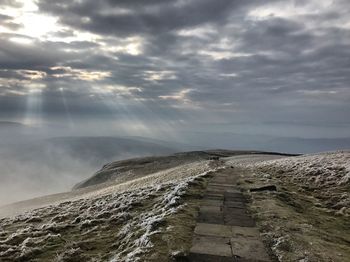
<box><xmin>211</xmin><ymin>179</ymin><xmax>232</xmax><ymax>184</ymax></box>
<box><xmin>201</xmin><ymin>199</ymin><xmax>224</xmax><ymax>207</ymax></box>
<box><xmin>195</xmin><ymin>223</ymin><xmax>233</xmax><ymax>238</ymax></box>
<box><xmin>223</xmin><ymin>206</ymin><xmax>249</xmax><ymax>216</ymax></box>
<box><xmin>225</xmin><ymin>179</ymin><xmax>239</xmax><ymax>184</ymax></box>
<box><xmin>209</xmin><ymin>183</ymin><xmax>237</xmax><ymax>187</ymax></box>
<box><xmin>188</xmin><ymin>253</ymin><xmax>235</xmax><ymax>262</ymax></box>
<box><xmin>230</xmin><ymin>237</ymin><xmax>270</xmax><ymax>261</ymax></box>
<box><xmin>206</xmin><ymin>186</ymin><xmax>233</xmax><ymax>193</ymax></box>
<box><xmin>224</xmin><ymin>201</ymin><xmax>246</xmax><ymax>208</ymax></box>
<box><xmin>190</xmin><ymin>235</ymin><xmax>232</xmax><ymax>257</ymax></box>
<box><xmin>224</xmin><ymin>188</ymin><xmax>242</xmax><ymax>194</ymax></box>
<box><xmin>232</xmin><ymin>257</ymin><xmax>269</xmax><ymax>262</ymax></box>
<box><xmin>200</xmin><ymin>205</ymin><xmax>222</xmax><ymax>213</ymax></box>
<box><xmin>225</xmin><ymin>198</ymin><xmax>247</xmax><ymax>204</ymax></box>
<box><xmin>224</xmin><ymin>214</ymin><xmax>256</xmax><ymax>227</ymax></box>
<box><xmin>224</xmin><ymin>195</ymin><xmax>247</xmax><ymax>203</ymax></box>
<box><xmin>206</xmin><ymin>185</ymin><xmax>230</xmax><ymax>189</ymax></box>
<box><xmin>198</xmin><ymin>210</ymin><xmax>224</xmax><ymax>224</ymax></box>
<box><xmin>206</xmin><ymin>184</ymin><xmax>225</xmax><ymax>188</ymax></box>
<box><xmin>224</xmin><ymin>192</ymin><xmax>245</xmax><ymax>199</ymax></box>
<box><xmin>203</xmin><ymin>193</ymin><xmax>224</xmax><ymax>201</ymax></box>
<box><xmin>205</xmin><ymin>191</ymin><xmax>225</xmax><ymax>196</ymax></box>
<box><xmin>210</xmin><ymin>176</ymin><xmax>229</xmax><ymax>180</ymax></box>
<box><xmin>231</xmin><ymin>226</ymin><xmax>261</xmax><ymax>239</ymax></box>
<box><xmin>189</xmin><ymin>168</ymin><xmax>271</xmax><ymax>261</ymax></box>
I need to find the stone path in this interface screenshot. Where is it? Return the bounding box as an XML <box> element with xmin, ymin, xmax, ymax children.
<box><xmin>188</xmin><ymin>167</ymin><xmax>271</xmax><ymax>262</ymax></box>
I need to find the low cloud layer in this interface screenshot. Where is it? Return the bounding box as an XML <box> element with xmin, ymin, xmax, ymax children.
<box><xmin>0</xmin><ymin>0</ymin><xmax>349</xmax><ymax>137</ymax></box>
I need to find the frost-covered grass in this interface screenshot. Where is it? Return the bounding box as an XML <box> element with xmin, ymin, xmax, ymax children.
<box><xmin>254</xmin><ymin>151</ymin><xmax>350</xmax><ymax>215</ymax></box>
<box><xmin>234</xmin><ymin>151</ymin><xmax>350</xmax><ymax>262</ymax></box>
<box><xmin>257</xmin><ymin>151</ymin><xmax>350</xmax><ymax>185</ymax></box>
<box><xmin>0</xmin><ymin>161</ymin><xmax>218</xmax><ymax>261</ymax></box>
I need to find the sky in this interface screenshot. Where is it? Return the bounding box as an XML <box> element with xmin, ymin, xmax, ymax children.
<box><xmin>0</xmin><ymin>0</ymin><xmax>350</xmax><ymax>139</ymax></box>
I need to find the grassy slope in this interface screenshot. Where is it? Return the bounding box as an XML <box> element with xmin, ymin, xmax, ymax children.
<box><xmin>2</xmin><ymin>151</ymin><xmax>348</xmax><ymax>261</ymax></box>
<box><xmin>232</xmin><ymin>152</ymin><xmax>350</xmax><ymax>262</ymax></box>
<box><xmin>0</xmin><ymin>159</ymin><xmax>219</xmax><ymax>261</ymax></box>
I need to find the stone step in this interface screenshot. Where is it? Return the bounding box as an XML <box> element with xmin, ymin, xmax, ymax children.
<box><xmin>224</xmin><ymin>201</ymin><xmax>246</xmax><ymax>208</ymax></box>
<box><xmin>194</xmin><ymin>223</ymin><xmax>261</xmax><ymax>239</ymax></box>
<box><xmin>198</xmin><ymin>209</ymin><xmax>224</xmax><ymax>224</ymax></box>
<box><xmin>231</xmin><ymin>237</ymin><xmax>270</xmax><ymax>261</ymax></box>
<box><xmin>188</xmin><ymin>253</ymin><xmax>234</xmax><ymax>262</ymax></box>
<box><xmin>189</xmin><ymin>168</ymin><xmax>271</xmax><ymax>261</ymax></box>
<box><xmin>189</xmin><ymin>252</ymin><xmax>270</xmax><ymax>262</ymax></box>
<box><xmin>190</xmin><ymin>235</ymin><xmax>232</xmax><ymax>257</ymax></box>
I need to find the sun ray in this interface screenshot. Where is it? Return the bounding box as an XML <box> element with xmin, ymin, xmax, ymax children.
<box><xmin>59</xmin><ymin>87</ymin><xmax>75</xmax><ymax>129</ymax></box>
<box><xmin>88</xmin><ymin>84</ymin><xmax>184</xmax><ymax>140</ymax></box>
<box><xmin>23</xmin><ymin>88</ymin><xmax>43</xmax><ymax>126</ymax></box>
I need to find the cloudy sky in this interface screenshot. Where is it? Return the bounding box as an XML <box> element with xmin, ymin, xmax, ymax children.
<box><xmin>0</xmin><ymin>0</ymin><xmax>350</xmax><ymax>138</ymax></box>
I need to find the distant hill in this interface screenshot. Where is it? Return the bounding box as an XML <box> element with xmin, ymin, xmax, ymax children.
<box><xmin>122</xmin><ymin>135</ymin><xmax>203</xmax><ymax>152</ymax></box>
<box><xmin>179</xmin><ymin>131</ymin><xmax>350</xmax><ymax>154</ymax></box>
<box><xmin>0</xmin><ymin>121</ymin><xmax>35</xmax><ymax>144</ymax></box>
<box><xmin>2</xmin><ymin>136</ymin><xmax>180</xmax><ymax>167</ymax></box>
<box><xmin>0</xmin><ymin>121</ymin><xmax>26</xmax><ymax>135</ymax></box>
<box><xmin>44</xmin><ymin>136</ymin><xmax>178</xmax><ymax>165</ymax></box>
<box><xmin>0</xmin><ymin>121</ymin><xmax>25</xmax><ymax>128</ymax></box>
<box><xmin>73</xmin><ymin>149</ymin><xmax>288</xmax><ymax>189</ymax></box>
<box><xmin>0</xmin><ymin>136</ymin><xmax>182</xmax><ymax>205</ymax></box>
<box><xmin>266</xmin><ymin>137</ymin><xmax>350</xmax><ymax>154</ymax></box>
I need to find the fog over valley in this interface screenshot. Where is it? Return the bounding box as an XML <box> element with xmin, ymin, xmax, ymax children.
<box><xmin>0</xmin><ymin>121</ymin><xmax>349</xmax><ymax>205</ymax></box>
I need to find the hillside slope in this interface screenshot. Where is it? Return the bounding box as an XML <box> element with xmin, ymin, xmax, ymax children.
<box><xmin>229</xmin><ymin>151</ymin><xmax>350</xmax><ymax>261</ymax></box>
<box><xmin>0</xmin><ymin>150</ymin><xmax>284</xmax><ymax>261</ymax></box>
<box><xmin>73</xmin><ymin>149</ymin><xmax>266</xmax><ymax>189</ymax></box>
<box><xmin>0</xmin><ymin>151</ymin><xmax>348</xmax><ymax>261</ymax></box>
<box><xmin>0</xmin><ymin>136</ymin><xmax>182</xmax><ymax>205</ymax></box>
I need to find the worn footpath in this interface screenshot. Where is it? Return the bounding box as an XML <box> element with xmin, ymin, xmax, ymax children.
<box><xmin>188</xmin><ymin>167</ymin><xmax>272</xmax><ymax>261</ymax></box>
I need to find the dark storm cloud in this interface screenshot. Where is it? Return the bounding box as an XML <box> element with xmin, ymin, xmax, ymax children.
<box><xmin>0</xmin><ymin>37</ymin><xmax>69</xmax><ymax>70</ymax></box>
<box><xmin>37</xmin><ymin>0</ymin><xmax>253</xmax><ymax>36</ymax></box>
<box><xmin>0</xmin><ymin>0</ymin><xmax>22</xmax><ymax>7</ymax></box>
<box><xmin>0</xmin><ymin>14</ymin><xmax>11</xmax><ymax>21</ymax></box>
<box><xmin>0</xmin><ymin>13</ymin><xmax>21</xmax><ymax>30</ymax></box>
<box><xmin>0</xmin><ymin>0</ymin><xmax>349</xmax><ymax>136</ymax></box>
